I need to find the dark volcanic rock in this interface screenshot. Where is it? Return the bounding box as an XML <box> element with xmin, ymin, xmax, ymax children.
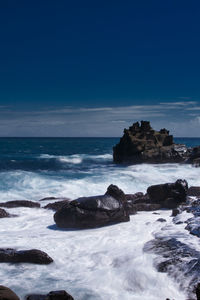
<box><xmin>187</xmin><ymin>146</ymin><xmax>200</xmax><ymax>166</ymax></box>
<box><xmin>0</xmin><ymin>200</ymin><xmax>40</xmax><ymax>208</ymax></box>
<box><xmin>106</xmin><ymin>184</ymin><xmax>126</xmax><ymax>203</ymax></box>
<box><xmin>147</xmin><ymin>179</ymin><xmax>188</xmax><ymax>208</ymax></box>
<box><xmin>40</xmin><ymin>197</ymin><xmax>71</xmax><ymax>202</ymax></box>
<box><xmin>44</xmin><ymin>200</ymin><xmax>70</xmax><ymax>211</ymax></box>
<box><xmin>113</xmin><ymin>120</ymin><xmax>188</xmax><ymax>164</ymax></box>
<box><xmin>0</xmin><ymin>248</ymin><xmax>53</xmax><ymax>264</ymax></box>
<box><xmin>26</xmin><ymin>290</ymin><xmax>74</xmax><ymax>300</ymax></box>
<box><xmin>0</xmin><ymin>208</ymin><xmax>10</xmax><ymax>218</ymax></box>
<box><xmin>54</xmin><ymin>185</ymin><xmax>130</xmax><ymax>229</ymax></box>
<box><xmin>144</xmin><ymin>237</ymin><xmax>200</xmax><ymax>299</ymax></box>
<box><xmin>0</xmin><ymin>286</ymin><xmax>19</xmax><ymax>300</ymax></box>
<box><xmin>187</xmin><ymin>186</ymin><xmax>200</xmax><ymax>197</ymax></box>
<box><xmin>196</xmin><ymin>283</ymin><xmax>200</xmax><ymax>300</ymax></box>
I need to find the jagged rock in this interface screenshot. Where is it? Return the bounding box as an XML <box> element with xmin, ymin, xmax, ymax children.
<box><xmin>0</xmin><ymin>208</ymin><xmax>10</xmax><ymax>218</ymax></box>
<box><xmin>54</xmin><ymin>185</ymin><xmax>130</xmax><ymax>229</ymax></box>
<box><xmin>113</xmin><ymin>120</ymin><xmax>188</xmax><ymax>163</ymax></box>
<box><xmin>26</xmin><ymin>290</ymin><xmax>74</xmax><ymax>300</ymax></box>
<box><xmin>0</xmin><ymin>248</ymin><xmax>53</xmax><ymax>264</ymax></box>
<box><xmin>144</xmin><ymin>237</ymin><xmax>200</xmax><ymax>299</ymax></box>
<box><xmin>0</xmin><ymin>286</ymin><xmax>19</xmax><ymax>300</ymax></box>
<box><xmin>147</xmin><ymin>179</ymin><xmax>188</xmax><ymax>208</ymax></box>
<box><xmin>44</xmin><ymin>200</ymin><xmax>70</xmax><ymax>211</ymax></box>
<box><xmin>0</xmin><ymin>200</ymin><xmax>40</xmax><ymax>208</ymax></box>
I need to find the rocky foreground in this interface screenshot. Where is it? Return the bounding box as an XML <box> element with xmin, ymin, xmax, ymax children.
<box><xmin>1</xmin><ymin>180</ymin><xmax>200</xmax><ymax>299</ymax></box>
<box><xmin>113</xmin><ymin>120</ymin><xmax>200</xmax><ymax>165</ymax></box>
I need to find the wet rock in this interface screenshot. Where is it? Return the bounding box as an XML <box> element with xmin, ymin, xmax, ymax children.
<box><xmin>127</xmin><ymin>202</ymin><xmax>161</xmax><ymax>213</ymax></box>
<box><xmin>26</xmin><ymin>290</ymin><xmax>74</xmax><ymax>300</ymax></box>
<box><xmin>196</xmin><ymin>283</ymin><xmax>200</xmax><ymax>300</ymax></box>
<box><xmin>0</xmin><ymin>208</ymin><xmax>10</xmax><ymax>218</ymax></box>
<box><xmin>144</xmin><ymin>237</ymin><xmax>200</xmax><ymax>299</ymax></box>
<box><xmin>0</xmin><ymin>285</ymin><xmax>19</xmax><ymax>300</ymax></box>
<box><xmin>187</xmin><ymin>146</ymin><xmax>200</xmax><ymax>166</ymax></box>
<box><xmin>44</xmin><ymin>200</ymin><xmax>70</xmax><ymax>211</ymax></box>
<box><xmin>40</xmin><ymin>197</ymin><xmax>71</xmax><ymax>202</ymax></box>
<box><xmin>171</xmin><ymin>208</ymin><xmax>181</xmax><ymax>217</ymax></box>
<box><xmin>156</xmin><ymin>218</ymin><xmax>166</xmax><ymax>222</ymax></box>
<box><xmin>0</xmin><ymin>248</ymin><xmax>53</xmax><ymax>264</ymax></box>
<box><xmin>113</xmin><ymin>120</ymin><xmax>188</xmax><ymax>164</ymax></box>
<box><xmin>187</xmin><ymin>186</ymin><xmax>200</xmax><ymax>197</ymax></box>
<box><xmin>147</xmin><ymin>179</ymin><xmax>188</xmax><ymax>208</ymax></box>
<box><xmin>54</xmin><ymin>185</ymin><xmax>130</xmax><ymax>229</ymax></box>
<box><xmin>0</xmin><ymin>200</ymin><xmax>40</xmax><ymax>208</ymax></box>
<box><xmin>40</xmin><ymin>197</ymin><xmax>58</xmax><ymax>201</ymax></box>
<box><xmin>105</xmin><ymin>184</ymin><xmax>126</xmax><ymax>203</ymax></box>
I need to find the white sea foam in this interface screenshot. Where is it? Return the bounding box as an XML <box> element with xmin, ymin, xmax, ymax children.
<box><xmin>0</xmin><ymin>161</ymin><xmax>200</xmax><ymax>299</ymax></box>
<box><xmin>39</xmin><ymin>153</ymin><xmax>113</xmax><ymax>165</ymax></box>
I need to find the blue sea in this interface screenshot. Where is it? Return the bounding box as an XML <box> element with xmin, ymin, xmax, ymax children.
<box><xmin>0</xmin><ymin>137</ymin><xmax>200</xmax><ymax>299</ymax></box>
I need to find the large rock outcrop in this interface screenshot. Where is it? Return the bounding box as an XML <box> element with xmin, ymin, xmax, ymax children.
<box><xmin>54</xmin><ymin>185</ymin><xmax>130</xmax><ymax>229</ymax></box>
<box><xmin>113</xmin><ymin>121</ymin><xmax>188</xmax><ymax>163</ymax></box>
<box><xmin>26</xmin><ymin>290</ymin><xmax>74</xmax><ymax>300</ymax></box>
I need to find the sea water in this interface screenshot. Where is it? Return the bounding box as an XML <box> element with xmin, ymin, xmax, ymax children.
<box><xmin>0</xmin><ymin>137</ymin><xmax>200</xmax><ymax>299</ymax></box>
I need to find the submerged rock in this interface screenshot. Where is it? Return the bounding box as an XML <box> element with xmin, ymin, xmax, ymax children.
<box><xmin>0</xmin><ymin>286</ymin><xmax>19</xmax><ymax>300</ymax></box>
<box><xmin>26</xmin><ymin>290</ymin><xmax>74</xmax><ymax>300</ymax></box>
<box><xmin>54</xmin><ymin>185</ymin><xmax>130</xmax><ymax>229</ymax></box>
<box><xmin>113</xmin><ymin>121</ymin><xmax>189</xmax><ymax>164</ymax></box>
<box><xmin>147</xmin><ymin>179</ymin><xmax>188</xmax><ymax>208</ymax></box>
<box><xmin>0</xmin><ymin>200</ymin><xmax>40</xmax><ymax>208</ymax></box>
<box><xmin>0</xmin><ymin>248</ymin><xmax>53</xmax><ymax>264</ymax></box>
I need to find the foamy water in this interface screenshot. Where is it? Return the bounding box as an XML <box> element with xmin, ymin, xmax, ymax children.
<box><xmin>0</xmin><ymin>156</ymin><xmax>200</xmax><ymax>299</ymax></box>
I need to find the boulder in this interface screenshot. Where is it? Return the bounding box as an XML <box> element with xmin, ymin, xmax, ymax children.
<box><xmin>147</xmin><ymin>179</ymin><xmax>188</xmax><ymax>208</ymax></box>
<box><xmin>0</xmin><ymin>200</ymin><xmax>40</xmax><ymax>208</ymax></box>
<box><xmin>26</xmin><ymin>290</ymin><xmax>74</xmax><ymax>300</ymax></box>
<box><xmin>54</xmin><ymin>185</ymin><xmax>130</xmax><ymax>229</ymax></box>
<box><xmin>40</xmin><ymin>197</ymin><xmax>70</xmax><ymax>202</ymax></box>
<box><xmin>44</xmin><ymin>200</ymin><xmax>70</xmax><ymax>211</ymax></box>
<box><xmin>113</xmin><ymin>120</ymin><xmax>188</xmax><ymax>164</ymax></box>
<box><xmin>0</xmin><ymin>248</ymin><xmax>53</xmax><ymax>264</ymax></box>
<box><xmin>187</xmin><ymin>146</ymin><xmax>200</xmax><ymax>166</ymax></box>
<box><xmin>0</xmin><ymin>208</ymin><xmax>10</xmax><ymax>218</ymax></box>
<box><xmin>0</xmin><ymin>286</ymin><xmax>19</xmax><ymax>300</ymax></box>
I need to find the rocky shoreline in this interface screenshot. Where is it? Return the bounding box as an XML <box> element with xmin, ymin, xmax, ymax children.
<box><xmin>0</xmin><ymin>178</ymin><xmax>200</xmax><ymax>299</ymax></box>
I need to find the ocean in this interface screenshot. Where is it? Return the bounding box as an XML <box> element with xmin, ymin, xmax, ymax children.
<box><xmin>0</xmin><ymin>137</ymin><xmax>200</xmax><ymax>299</ymax></box>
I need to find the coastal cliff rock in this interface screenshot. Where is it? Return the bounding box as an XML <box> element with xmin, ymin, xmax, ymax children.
<box><xmin>0</xmin><ymin>248</ymin><xmax>53</xmax><ymax>264</ymax></box>
<box><xmin>54</xmin><ymin>185</ymin><xmax>130</xmax><ymax>229</ymax></box>
<box><xmin>113</xmin><ymin>121</ymin><xmax>188</xmax><ymax>163</ymax></box>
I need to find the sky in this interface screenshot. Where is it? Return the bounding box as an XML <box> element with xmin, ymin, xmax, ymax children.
<box><xmin>0</xmin><ymin>0</ymin><xmax>200</xmax><ymax>136</ymax></box>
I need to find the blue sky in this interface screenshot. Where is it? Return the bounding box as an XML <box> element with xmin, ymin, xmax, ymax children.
<box><xmin>0</xmin><ymin>0</ymin><xmax>200</xmax><ymax>136</ymax></box>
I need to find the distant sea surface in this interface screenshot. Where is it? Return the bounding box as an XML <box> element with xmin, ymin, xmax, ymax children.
<box><xmin>0</xmin><ymin>137</ymin><xmax>200</xmax><ymax>299</ymax></box>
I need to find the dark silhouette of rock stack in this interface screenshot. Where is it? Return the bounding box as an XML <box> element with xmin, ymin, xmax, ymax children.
<box><xmin>113</xmin><ymin>120</ymin><xmax>188</xmax><ymax>163</ymax></box>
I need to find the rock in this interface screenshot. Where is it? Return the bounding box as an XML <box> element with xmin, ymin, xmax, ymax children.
<box><xmin>125</xmin><ymin>193</ymin><xmax>150</xmax><ymax>203</ymax></box>
<box><xmin>26</xmin><ymin>290</ymin><xmax>74</xmax><ymax>300</ymax></box>
<box><xmin>196</xmin><ymin>283</ymin><xmax>200</xmax><ymax>300</ymax></box>
<box><xmin>113</xmin><ymin>120</ymin><xmax>189</xmax><ymax>164</ymax></box>
<box><xmin>156</xmin><ymin>218</ymin><xmax>166</xmax><ymax>222</ymax></box>
<box><xmin>0</xmin><ymin>200</ymin><xmax>40</xmax><ymax>208</ymax></box>
<box><xmin>54</xmin><ymin>186</ymin><xmax>130</xmax><ymax>229</ymax></box>
<box><xmin>187</xmin><ymin>186</ymin><xmax>200</xmax><ymax>197</ymax></box>
<box><xmin>187</xmin><ymin>146</ymin><xmax>200</xmax><ymax>166</ymax></box>
<box><xmin>0</xmin><ymin>248</ymin><xmax>53</xmax><ymax>264</ymax></box>
<box><xmin>0</xmin><ymin>286</ymin><xmax>19</xmax><ymax>300</ymax></box>
<box><xmin>44</xmin><ymin>200</ymin><xmax>70</xmax><ymax>211</ymax></box>
<box><xmin>171</xmin><ymin>208</ymin><xmax>181</xmax><ymax>217</ymax></box>
<box><xmin>105</xmin><ymin>184</ymin><xmax>126</xmax><ymax>202</ymax></box>
<box><xmin>147</xmin><ymin>179</ymin><xmax>188</xmax><ymax>208</ymax></box>
<box><xmin>126</xmin><ymin>202</ymin><xmax>161</xmax><ymax>214</ymax></box>
<box><xmin>40</xmin><ymin>197</ymin><xmax>70</xmax><ymax>202</ymax></box>
<box><xmin>0</xmin><ymin>208</ymin><xmax>10</xmax><ymax>218</ymax></box>
<box><xmin>144</xmin><ymin>237</ymin><xmax>200</xmax><ymax>299</ymax></box>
